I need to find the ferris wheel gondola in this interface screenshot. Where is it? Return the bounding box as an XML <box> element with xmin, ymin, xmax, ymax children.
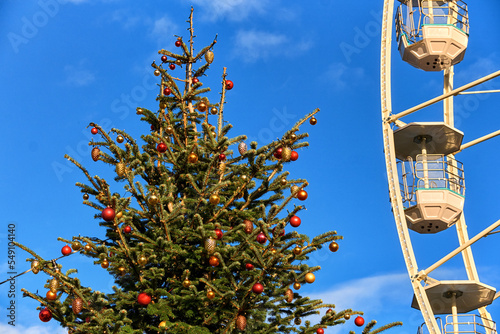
<box><xmin>380</xmin><ymin>1</ymin><xmax>500</xmax><ymax>333</ymax></box>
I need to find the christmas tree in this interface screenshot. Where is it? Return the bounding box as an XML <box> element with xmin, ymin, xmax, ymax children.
<box><xmin>14</xmin><ymin>9</ymin><xmax>401</xmax><ymax>334</ymax></box>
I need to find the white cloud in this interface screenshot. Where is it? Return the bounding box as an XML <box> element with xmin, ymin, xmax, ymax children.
<box><xmin>233</xmin><ymin>30</ymin><xmax>288</xmax><ymax>62</ymax></box>
<box><xmin>190</xmin><ymin>0</ymin><xmax>269</xmax><ymax>21</ymax></box>
<box><xmin>324</xmin><ymin>62</ymin><xmax>365</xmax><ymax>90</ymax></box>
<box><xmin>456</xmin><ymin>53</ymin><xmax>500</xmax><ymax>84</ymax></box>
<box><xmin>150</xmin><ymin>16</ymin><xmax>179</xmax><ymax>45</ymax></box>
<box><xmin>0</xmin><ymin>323</ymin><xmax>66</xmax><ymax>334</ymax></box>
<box><xmin>110</xmin><ymin>9</ymin><xmax>142</xmax><ymax>29</ymax></box>
<box><xmin>63</xmin><ymin>60</ymin><xmax>96</xmax><ymax>87</ymax></box>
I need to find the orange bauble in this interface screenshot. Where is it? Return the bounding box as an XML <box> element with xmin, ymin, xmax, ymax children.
<box><xmin>188</xmin><ymin>153</ymin><xmax>199</xmax><ymax>163</ymax></box>
<box><xmin>297</xmin><ymin>190</ymin><xmax>308</xmax><ymax>201</ymax></box>
<box><xmin>209</xmin><ymin>255</ymin><xmax>220</xmax><ymax>267</ymax></box>
<box><xmin>207</xmin><ymin>290</ymin><xmax>215</xmax><ymax>299</ymax></box>
<box><xmin>46</xmin><ymin>290</ymin><xmax>57</xmax><ymax>301</ymax></box>
<box><xmin>305</xmin><ymin>273</ymin><xmax>316</xmax><ymax>283</ymax></box>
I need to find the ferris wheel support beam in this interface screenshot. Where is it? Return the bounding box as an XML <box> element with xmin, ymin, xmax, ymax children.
<box><xmin>455</xmin><ymin>129</ymin><xmax>500</xmax><ymax>152</ymax></box>
<box><xmin>387</xmin><ymin>69</ymin><xmax>500</xmax><ymax>123</ymax></box>
<box><xmin>414</xmin><ymin>218</ymin><xmax>500</xmax><ymax>281</ymax></box>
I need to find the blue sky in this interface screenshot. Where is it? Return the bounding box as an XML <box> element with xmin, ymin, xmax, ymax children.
<box><xmin>1</xmin><ymin>1</ymin><xmax>500</xmax><ymax>333</ymax></box>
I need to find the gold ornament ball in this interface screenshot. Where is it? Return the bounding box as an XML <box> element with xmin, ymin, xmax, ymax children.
<box><xmin>207</xmin><ymin>290</ymin><xmax>215</xmax><ymax>300</ymax></box>
<box><xmin>344</xmin><ymin>313</ymin><xmax>351</xmax><ymax>320</ymax></box>
<box><xmin>159</xmin><ymin>321</ymin><xmax>167</xmax><ymax>329</ymax></box>
<box><xmin>210</xmin><ymin>107</ymin><xmax>218</xmax><ymax>115</ymax></box>
<box><xmin>137</xmin><ymin>255</ymin><xmax>148</xmax><ymax>266</ymax></box>
<box><xmin>241</xmin><ymin>175</ymin><xmax>248</xmax><ymax>181</ymax></box>
<box><xmin>291</xmin><ymin>185</ymin><xmax>299</xmax><ymax>196</ymax></box>
<box><xmin>83</xmin><ymin>193</ymin><xmax>89</xmax><ymax>200</ymax></box>
<box><xmin>154</xmin><ymin>69</ymin><xmax>161</xmax><ymax>76</ymax></box>
<box><xmin>116</xmin><ymin>211</ymin><xmax>123</xmax><ymax>219</ymax></box>
<box><xmin>293</xmin><ymin>246</ymin><xmax>302</xmax><ymax>255</ymax></box>
<box><xmin>188</xmin><ymin>153</ymin><xmax>199</xmax><ymax>164</ymax></box>
<box><xmin>31</xmin><ymin>260</ymin><xmax>40</xmax><ymax>274</ymax></box>
<box><xmin>294</xmin><ymin>317</ymin><xmax>302</xmax><ymax>325</ymax></box>
<box><xmin>84</xmin><ymin>244</ymin><xmax>92</xmax><ymax>252</ymax></box>
<box><xmin>101</xmin><ymin>259</ymin><xmax>109</xmax><ymax>269</ymax></box>
<box><xmin>136</xmin><ymin>108</ymin><xmax>143</xmax><ymax>115</ymax></box>
<box><xmin>71</xmin><ymin>241</ymin><xmax>82</xmax><ymax>251</ymax></box>
<box><xmin>160</xmin><ymin>102</ymin><xmax>167</xmax><ymax>109</ymax></box>
<box><xmin>305</xmin><ymin>273</ymin><xmax>316</xmax><ymax>283</ymax></box>
<box><xmin>182</xmin><ymin>279</ymin><xmax>191</xmax><ymax>288</ymax></box>
<box><xmin>209</xmin><ymin>194</ymin><xmax>220</xmax><ymax>205</ymax></box>
<box><xmin>310</xmin><ymin>116</ymin><xmax>317</xmax><ymax>125</ymax></box>
<box><xmin>46</xmin><ymin>290</ymin><xmax>57</xmax><ymax>301</ymax></box>
<box><xmin>271</xmin><ymin>248</ymin><xmax>277</xmax><ymax>254</ymax></box>
<box><xmin>118</xmin><ymin>266</ymin><xmax>126</xmax><ymax>275</ymax></box>
<box><xmin>280</xmin><ymin>178</ymin><xmax>287</xmax><ymax>186</ymax></box>
<box><xmin>197</xmin><ymin>102</ymin><xmax>208</xmax><ymax>112</ymax></box>
<box><xmin>290</xmin><ymin>133</ymin><xmax>297</xmax><ymax>141</ymax></box>
<box><xmin>329</xmin><ymin>242</ymin><xmax>339</xmax><ymax>252</ymax></box>
<box><xmin>175</xmin><ymin>59</ymin><xmax>182</xmax><ymax>65</ymax></box>
<box><xmin>117</xmin><ymin>135</ymin><xmax>124</xmax><ymax>143</ymax></box>
<box><xmin>148</xmin><ymin>195</ymin><xmax>159</xmax><ymax>205</ymax></box>
<box><xmin>166</xmin><ymin>125</ymin><xmax>174</xmax><ymax>134</ymax></box>
<box><xmin>293</xmin><ymin>282</ymin><xmax>301</xmax><ymax>290</ymax></box>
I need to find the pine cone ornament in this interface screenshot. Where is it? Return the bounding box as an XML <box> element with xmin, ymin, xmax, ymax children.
<box><xmin>116</xmin><ymin>162</ymin><xmax>126</xmax><ymax>177</ymax></box>
<box><xmin>238</xmin><ymin>142</ymin><xmax>247</xmax><ymax>155</ymax></box>
<box><xmin>286</xmin><ymin>288</ymin><xmax>294</xmax><ymax>303</ymax></box>
<box><xmin>91</xmin><ymin>147</ymin><xmax>100</xmax><ymax>161</ymax></box>
<box><xmin>205</xmin><ymin>50</ymin><xmax>214</xmax><ymax>64</ymax></box>
<box><xmin>72</xmin><ymin>297</ymin><xmax>83</xmax><ymax>314</ymax></box>
<box><xmin>205</xmin><ymin>237</ymin><xmax>216</xmax><ymax>254</ymax></box>
<box><xmin>49</xmin><ymin>278</ymin><xmax>59</xmax><ymax>293</ymax></box>
<box><xmin>236</xmin><ymin>315</ymin><xmax>247</xmax><ymax>331</ymax></box>
<box><xmin>281</xmin><ymin>147</ymin><xmax>292</xmax><ymax>162</ymax></box>
<box><xmin>218</xmin><ymin>162</ymin><xmax>226</xmax><ymax>175</ymax></box>
<box><xmin>243</xmin><ymin>220</ymin><xmax>253</xmax><ymax>234</ymax></box>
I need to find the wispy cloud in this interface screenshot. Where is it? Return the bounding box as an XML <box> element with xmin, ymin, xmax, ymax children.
<box><xmin>324</xmin><ymin>62</ymin><xmax>365</xmax><ymax>90</ymax></box>
<box><xmin>150</xmin><ymin>16</ymin><xmax>179</xmax><ymax>45</ymax></box>
<box><xmin>233</xmin><ymin>30</ymin><xmax>312</xmax><ymax>63</ymax></box>
<box><xmin>190</xmin><ymin>0</ymin><xmax>269</xmax><ymax>21</ymax></box>
<box><xmin>63</xmin><ymin>60</ymin><xmax>96</xmax><ymax>87</ymax></box>
<box><xmin>0</xmin><ymin>324</ymin><xmax>66</xmax><ymax>334</ymax></box>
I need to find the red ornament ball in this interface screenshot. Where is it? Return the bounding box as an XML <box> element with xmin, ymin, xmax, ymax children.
<box><xmin>225</xmin><ymin>80</ymin><xmax>234</xmax><ymax>90</ymax></box>
<box><xmin>291</xmin><ymin>151</ymin><xmax>299</xmax><ymax>161</ymax></box>
<box><xmin>169</xmin><ymin>64</ymin><xmax>176</xmax><ymax>70</ymax></box>
<box><xmin>91</xmin><ymin>127</ymin><xmax>98</xmax><ymax>135</ymax></box>
<box><xmin>256</xmin><ymin>232</ymin><xmax>267</xmax><ymax>244</ymax></box>
<box><xmin>252</xmin><ymin>282</ymin><xmax>264</xmax><ymax>294</ymax></box>
<box><xmin>355</xmin><ymin>316</ymin><xmax>365</xmax><ymax>327</ymax></box>
<box><xmin>61</xmin><ymin>245</ymin><xmax>72</xmax><ymax>256</ymax></box>
<box><xmin>273</xmin><ymin>226</ymin><xmax>285</xmax><ymax>236</ymax></box>
<box><xmin>245</xmin><ymin>263</ymin><xmax>254</xmax><ymax>270</ymax></box>
<box><xmin>163</xmin><ymin>87</ymin><xmax>171</xmax><ymax>95</ymax></box>
<box><xmin>192</xmin><ymin>77</ymin><xmax>199</xmax><ymax>84</ymax></box>
<box><xmin>274</xmin><ymin>148</ymin><xmax>283</xmax><ymax>159</ymax></box>
<box><xmin>175</xmin><ymin>40</ymin><xmax>182</xmax><ymax>47</ymax></box>
<box><xmin>157</xmin><ymin>143</ymin><xmax>167</xmax><ymax>153</ymax></box>
<box><xmin>161</xmin><ymin>55</ymin><xmax>167</xmax><ymax>62</ymax></box>
<box><xmin>289</xmin><ymin>216</ymin><xmax>301</xmax><ymax>228</ymax></box>
<box><xmin>219</xmin><ymin>153</ymin><xmax>226</xmax><ymax>161</ymax></box>
<box><xmin>137</xmin><ymin>292</ymin><xmax>151</xmax><ymax>306</ymax></box>
<box><xmin>39</xmin><ymin>308</ymin><xmax>52</xmax><ymax>322</ymax></box>
<box><xmin>316</xmin><ymin>329</ymin><xmax>325</xmax><ymax>334</ymax></box>
<box><xmin>214</xmin><ymin>228</ymin><xmax>223</xmax><ymax>240</ymax></box>
<box><xmin>123</xmin><ymin>226</ymin><xmax>132</xmax><ymax>234</ymax></box>
<box><xmin>102</xmin><ymin>207</ymin><xmax>115</xmax><ymax>222</ymax></box>
<box><xmin>297</xmin><ymin>190</ymin><xmax>308</xmax><ymax>201</ymax></box>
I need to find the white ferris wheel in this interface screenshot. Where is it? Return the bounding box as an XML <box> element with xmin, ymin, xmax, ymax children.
<box><xmin>380</xmin><ymin>1</ymin><xmax>500</xmax><ymax>333</ymax></box>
